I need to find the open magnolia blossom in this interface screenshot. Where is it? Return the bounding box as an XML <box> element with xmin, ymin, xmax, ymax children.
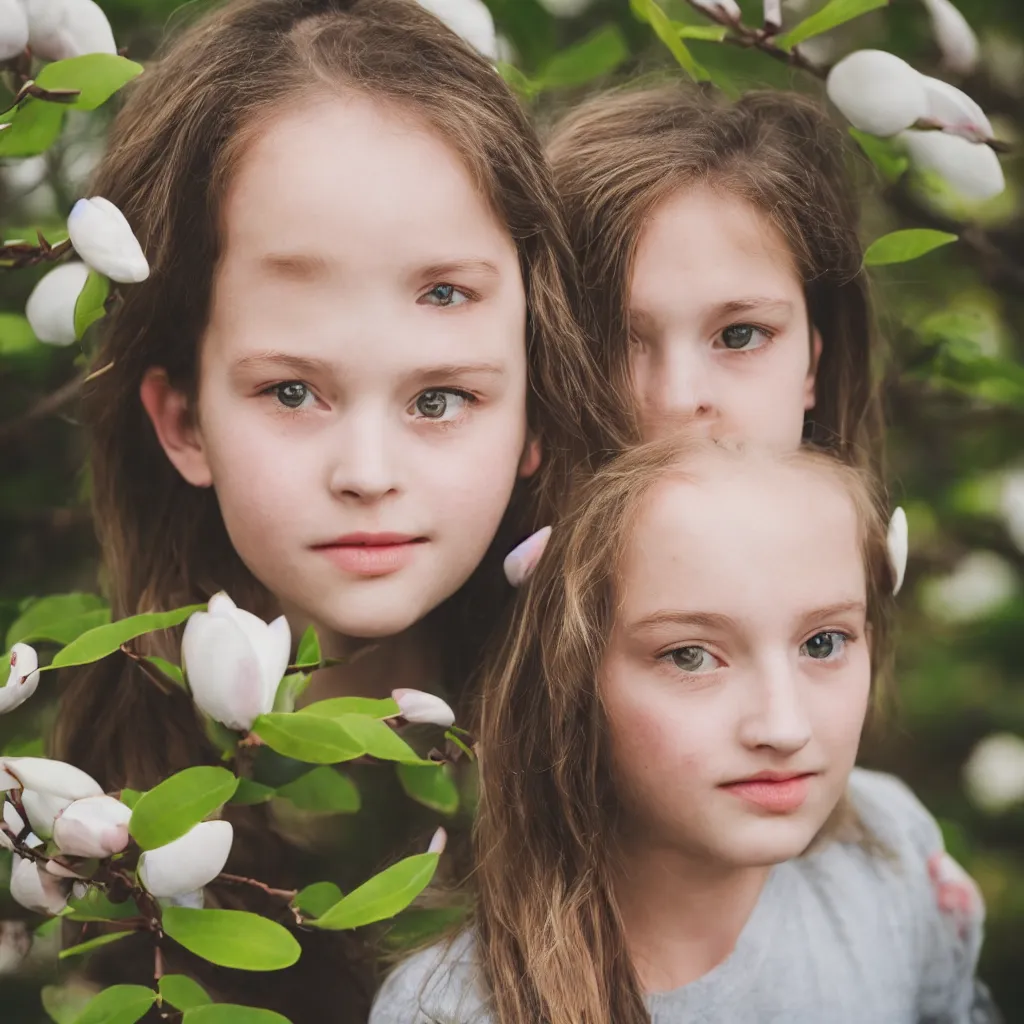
<box><xmin>0</xmin><ymin>643</ymin><xmax>41</xmax><ymax>715</ymax></box>
<box><xmin>692</xmin><ymin>0</ymin><xmax>742</xmax><ymax>20</ymax></box>
<box><xmin>0</xmin><ymin>756</ymin><xmax>104</xmax><ymax>839</ymax></box>
<box><xmin>24</xmin><ymin>0</ymin><xmax>117</xmax><ymax>61</ymax></box>
<box><xmin>922</xmin><ymin>0</ymin><xmax>979</xmax><ymax>75</ymax></box>
<box><xmin>24</xmin><ymin>262</ymin><xmax>91</xmax><ymax>347</ymax></box>
<box><xmin>888</xmin><ymin>507</ymin><xmax>908</xmax><ymax>597</ymax></box>
<box><xmin>67</xmin><ymin>196</ymin><xmax>149</xmax><ymax>284</ymax></box>
<box><xmin>503</xmin><ymin>525</ymin><xmax>552</xmax><ymax>587</ymax></box>
<box><xmin>0</xmin><ymin>0</ymin><xmax>30</xmax><ymax>60</ymax></box>
<box><xmin>138</xmin><ymin>819</ymin><xmax>233</xmax><ymax>899</ymax></box>
<box><xmin>182</xmin><ymin>592</ymin><xmax>291</xmax><ymax>733</ymax></box>
<box><xmin>10</xmin><ymin>854</ymin><xmax>70</xmax><ymax>915</ymax></box>
<box><xmin>391</xmin><ymin>688</ymin><xmax>455</xmax><ymax>729</ymax></box>
<box><xmin>416</xmin><ymin>0</ymin><xmax>496</xmax><ymax>59</ymax></box>
<box><xmin>52</xmin><ymin>794</ymin><xmax>132</xmax><ymax>859</ymax></box>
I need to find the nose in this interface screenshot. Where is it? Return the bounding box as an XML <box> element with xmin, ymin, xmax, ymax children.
<box><xmin>638</xmin><ymin>342</ymin><xmax>718</xmax><ymax>438</ymax></box>
<box><xmin>737</xmin><ymin>653</ymin><xmax>813</xmax><ymax>755</ymax></box>
<box><xmin>327</xmin><ymin>403</ymin><xmax>401</xmax><ymax>502</ymax></box>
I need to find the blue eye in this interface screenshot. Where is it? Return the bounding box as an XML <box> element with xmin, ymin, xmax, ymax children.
<box><xmin>801</xmin><ymin>632</ymin><xmax>847</xmax><ymax>660</ymax></box>
<box><xmin>422</xmin><ymin>284</ymin><xmax>469</xmax><ymax>307</ymax></box>
<box><xmin>718</xmin><ymin>324</ymin><xmax>772</xmax><ymax>351</ymax></box>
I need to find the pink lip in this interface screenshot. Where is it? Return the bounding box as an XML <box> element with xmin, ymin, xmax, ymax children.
<box><xmin>313</xmin><ymin>534</ymin><xmax>427</xmax><ymax>577</ymax></box>
<box><xmin>721</xmin><ymin>772</ymin><xmax>815</xmax><ymax>813</ymax></box>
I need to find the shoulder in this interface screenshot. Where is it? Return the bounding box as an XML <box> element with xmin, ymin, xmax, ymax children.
<box><xmin>369</xmin><ymin>931</ymin><xmax>492</xmax><ymax>1024</ymax></box>
<box><xmin>846</xmin><ymin>767</ymin><xmax>945</xmax><ymax>855</ymax></box>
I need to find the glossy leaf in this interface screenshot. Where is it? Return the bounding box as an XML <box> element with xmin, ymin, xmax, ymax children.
<box><xmin>864</xmin><ymin>229</ymin><xmax>959</xmax><ymax>266</ymax></box>
<box><xmin>0</xmin><ymin>313</ymin><xmax>37</xmax><ymax>355</ymax></box>
<box><xmin>397</xmin><ymin>763</ymin><xmax>459</xmax><ymax>815</ymax></box>
<box><xmin>129</xmin><ymin>766</ymin><xmax>238</xmax><ymax>850</ymax></box>
<box><xmin>0</xmin><ymin>100</ymin><xmax>65</xmax><ymax>158</ymax></box>
<box><xmin>145</xmin><ymin>656</ymin><xmax>185</xmax><ymax>688</ymax></box>
<box><xmin>158</xmin><ymin>975</ymin><xmax>212</xmax><ymax>1012</ymax></box>
<box><xmin>294</xmin><ymin>625</ymin><xmax>321</xmax><ymax>668</ymax></box>
<box><xmin>230</xmin><ymin>778</ymin><xmax>276</xmax><ymax>805</ymax></box>
<box><xmin>777</xmin><ymin>0</ymin><xmax>888</xmax><ymax>50</ymax></box>
<box><xmin>5</xmin><ymin>593</ymin><xmax>108</xmax><ymax>650</ymax></box>
<box><xmin>849</xmin><ymin>128</ymin><xmax>910</xmax><ymax>184</ymax></box>
<box><xmin>65</xmin><ymin>889</ymin><xmax>139</xmax><ymax>922</ymax></box>
<box><xmin>35</xmin><ymin>55</ymin><xmax>144</xmax><ymax>112</ymax></box>
<box><xmin>252</xmin><ymin>712</ymin><xmax>364</xmax><ymax>764</ymax></box>
<box><xmin>73</xmin><ymin>272</ymin><xmax>109</xmax><ymax>340</ymax></box>
<box><xmin>293</xmin><ymin>881</ymin><xmax>344</xmax><ymax>918</ymax></box>
<box><xmin>74</xmin><ymin>985</ymin><xmax>156</xmax><ymax>1024</ymax></box>
<box><xmin>630</xmin><ymin>0</ymin><xmax>707</xmax><ymax>81</ymax></box>
<box><xmin>59</xmin><ymin>930</ymin><xmax>133</xmax><ymax>960</ymax></box>
<box><xmin>276</xmin><ymin>766</ymin><xmax>360</xmax><ymax>813</ymax></box>
<box><xmin>534</xmin><ymin>25</ymin><xmax>628</xmax><ymax>90</ymax></box>
<box><xmin>183</xmin><ymin>1006</ymin><xmax>291</xmax><ymax>1024</ymax></box>
<box><xmin>299</xmin><ymin>696</ymin><xmax>399</xmax><ymax>719</ymax></box>
<box><xmin>335</xmin><ymin>715</ymin><xmax>428</xmax><ymax>764</ymax></box>
<box><xmin>162</xmin><ymin>907</ymin><xmax>301</xmax><ymax>971</ymax></box>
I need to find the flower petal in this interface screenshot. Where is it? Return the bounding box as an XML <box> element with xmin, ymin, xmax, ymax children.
<box><xmin>10</xmin><ymin>855</ymin><xmax>68</xmax><ymax>915</ymax></box>
<box><xmin>67</xmin><ymin>196</ymin><xmax>149</xmax><ymax>284</ymax></box>
<box><xmin>392</xmin><ymin>688</ymin><xmax>456</xmax><ymax>728</ymax></box>
<box><xmin>0</xmin><ymin>0</ymin><xmax>30</xmax><ymax>61</ymax></box>
<box><xmin>139</xmin><ymin>820</ymin><xmax>233</xmax><ymax>898</ymax></box>
<box><xmin>416</xmin><ymin>0</ymin><xmax>496</xmax><ymax>58</ymax></box>
<box><xmin>826</xmin><ymin>50</ymin><xmax>929</xmax><ymax>137</ymax></box>
<box><xmin>900</xmin><ymin>128</ymin><xmax>1005</xmax><ymax>200</ymax></box>
<box><xmin>0</xmin><ymin>643</ymin><xmax>41</xmax><ymax>715</ymax></box>
<box><xmin>887</xmin><ymin>507</ymin><xmax>908</xmax><ymax>596</ymax></box>
<box><xmin>53</xmin><ymin>795</ymin><xmax>132</xmax><ymax>859</ymax></box>
<box><xmin>503</xmin><ymin>526</ymin><xmax>552</xmax><ymax>587</ymax></box>
<box><xmin>26</xmin><ymin>0</ymin><xmax>116</xmax><ymax>61</ymax></box>
<box><xmin>25</xmin><ymin>262</ymin><xmax>91</xmax><ymax>347</ymax></box>
<box><xmin>922</xmin><ymin>0</ymin><xmax>978</xmax><ymax>75</ymax></box>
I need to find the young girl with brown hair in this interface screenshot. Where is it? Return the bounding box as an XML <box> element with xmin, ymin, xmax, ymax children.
<box><xmin>51</xmin><ymin>0</ymin><xmax>628</xmax><ymax>1018</ymax></box>
<box><xmin>371</xmin><ymin>437</ymin><xmax>987</xmax><ymax>1024</ymax></box>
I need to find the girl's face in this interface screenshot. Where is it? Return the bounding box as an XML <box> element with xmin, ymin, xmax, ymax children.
<box><xmin>600</xmin><ymin>457</ymin><xmax>870</xmax><ymax>869</ymax></box>
<box><xmin>628</xmin><ymin>187</ymin><xmax>820</xmax><ymax>448</ymax></box>
<box><xmin>146</xmin><ymin>94</ymin><xmax>536</xmax><ymax>639</ymax></box>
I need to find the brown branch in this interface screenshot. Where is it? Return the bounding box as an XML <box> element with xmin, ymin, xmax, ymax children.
<box><xmin>0</xmin><ymin>233</ymin><xmax>74</xmax><ymax>270</ymax></box>
<box><xmin>217</xmin><ymin>873</ymin><xmax>298</xmax><ymax>901</ymax></box>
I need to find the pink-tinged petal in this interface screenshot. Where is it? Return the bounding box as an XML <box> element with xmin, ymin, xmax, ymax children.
<box><xmin>503</xmin><ymin>526</ymin><xmax>552</xmax><ymax>587</ymax></box>
<box><xmin>10</xmin><ymin>855</ymin><xmax>68</xmax><ymax>915</ymax></box>
<box><xmin>139</xmin><ymin>820</ymin><xmax>233</xmax><ymax>898</ymax></box>
<box><xmin>391</xmin><ymin>689</ymin><xmax>455</xmax><ymax>729</ymax></box>
<box><xmin>53</xmin><ymin>795</ymin><xmax>132</xmax><ymax>859</ymax></box>
<box><xmin>427</xmin><ymin>827</ymin><xmax>447</xmax><ymax>856</ymax></box>
<box><xmin>826</xmin><ymin>50</ymin><xmax>928</xmax><ymax>137</ymax></box>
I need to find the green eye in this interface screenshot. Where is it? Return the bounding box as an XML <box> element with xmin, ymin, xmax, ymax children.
<box><xmin>416</xmin><ymin>390</ymin><xmax>449</xmax><ymax>418</ymax></box>
<box><xmin>667</xmin><ymin>646</ymin><xmax>715</xmax><ymax>673</ymax></box>
<box><xmin>803</xmin><ymin>632</ymin><xmax>846</xmax><ymax>660</ymax></box>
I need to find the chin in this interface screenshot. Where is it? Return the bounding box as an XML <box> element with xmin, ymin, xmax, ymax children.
<box><xmin>725</xmin><ymin>819</ymin><xmax>823</xmax><ymax>866</ymax></box>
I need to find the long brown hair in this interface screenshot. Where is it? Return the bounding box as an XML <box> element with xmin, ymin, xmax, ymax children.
<box><xmin>472</xmin><ymin>437</ymin><xmax>896</xmax><ymax>1024</ymax></box>
<box><xmin>547</xmin><ymin>83</ymin><xmax>883</xmax><ymax>468</ymax></box>
<box><xmin>55</xmin><ymin>0</ymin><xmax>629</xmax><ymax>788</ymax></box>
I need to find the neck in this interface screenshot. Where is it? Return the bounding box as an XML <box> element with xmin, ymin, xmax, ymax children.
<box><xmin>613</xmin><ymin>835</ymin><xmax>771</xmax><ymax>994</ymax></box>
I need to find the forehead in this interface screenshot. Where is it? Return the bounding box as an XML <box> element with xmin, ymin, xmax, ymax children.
<box><xmin>630</xmin><ymin>186</ymin><xmax>800</xmax><ymax>309</ymax></box>
<box><xmin>618</xmin><ymin>458</ymin><xmax>865</xmax><ymax>617</ymax></box>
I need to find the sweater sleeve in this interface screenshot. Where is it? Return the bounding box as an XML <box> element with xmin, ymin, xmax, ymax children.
<box><xmin>847</xmin><ymin>770</ymin><xmax>988</xmax><ymax>1024</ymax></box>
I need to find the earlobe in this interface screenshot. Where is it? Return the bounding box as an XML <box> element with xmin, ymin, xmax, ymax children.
<box><xmin>804</xmin><ymin>328</ymin><xmax>824</xmax><ymax>411</ymax></box>
<box><xmin>518</xmin><ymin>435</ymin><xmax>542</xmax><ymax>479</ymax></box>
<box><xmin>139</xmin><ymin>368</ymin><xmax>213</xmax><ymax>488</ymax></box>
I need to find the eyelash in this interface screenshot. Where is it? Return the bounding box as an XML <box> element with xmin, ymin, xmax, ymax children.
<box><xmin>258</xmin><ymin>381</ymin><xmax>480</xmax><ymax>424</ymax></box>
<box><xmin>658</xmin><ymin>630</ymin><xmax>857</xmax><ymax>675</ymax></box>
<box><xmin>419</xmin><ymin>282</ymin><xmax>477</xmax><ymax>308</ymax></box>
<box><xmin>715</xmin><ymin>322</ymin><xmax>776</xmax><ymax>353</ymax></box>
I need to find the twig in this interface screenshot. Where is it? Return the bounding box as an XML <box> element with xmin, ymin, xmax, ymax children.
<box><xmin>217</xmin><ymin>873</ymin><xmax>298</xmax><ymax>901</ymax></box>
<box><xmin>0</xmin><ymin>233</ymin><xmax>74</xmax><ymax>270</ymax></box>
<box><xmin>119</xmin><ymin>644</ymin><xmax>178</xmax><ymax>696</ymax></box>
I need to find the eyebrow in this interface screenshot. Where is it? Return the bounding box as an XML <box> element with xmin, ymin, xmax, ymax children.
<box><xmin>418</xmin><ymin>259</ymin><xmax>501</xmax><ymax>281</ymax></box>
<box><xmin>627</xmin><ymin>601</ymin><xmax>867</xmax><ymax>634</ymax></box>
<box><xmin>232</xmin><ymin>351</ymin><xmax>507</xmax><ymax>380</ymax></box>
<box><xmin>711</xmin><ymin>298</ymin><xmax>795</xmax><ymax>319</ymax></box>
<box><xmin>259</xmin><ymin>252</ymin><xmax>331</xmax><ymax>280</ymax></box>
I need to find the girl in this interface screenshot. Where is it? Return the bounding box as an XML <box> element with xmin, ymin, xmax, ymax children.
<box><xmin>53</xmin><ymin>0</ymin><xmax>628</xmax><ymax>1018</ymax></box>
<box><xmin>371</xmin><ymin>436</ymin><xmax>987</xmax><ymax>1024</ymax></box>
<box><xmin>546</xmin><ymin>83</ymin><xmax>882</xmax><ymax>463</ymax></box>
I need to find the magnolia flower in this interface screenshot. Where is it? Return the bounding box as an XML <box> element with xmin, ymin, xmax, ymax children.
<box><xmin>899</xmin><ymin>129</ymin><xmax>1006</xmax><ymax>200</ymax></box>
<box><xmin>138</xmin><ymin>820</ymin><xmax>233</xmax><ymax>898</ymax></box>
<box><xmin>0</xmin><ymin>801</ymin><xmax>27</xmax><ymax>851</ymax></box>
<box><xmin>763</xmin><ymin>0</ymin><xmax>782</xmax><ymax>31</ymax></box>
<box><xmin>920</xmin><ymin>75</ymin><xmax>992</xmax><ymax>141</ymax></box>
<box><xmin>25</xmin><ymin>262</ymin><xmax>91</xmax><ymax>347</ymax></box>
<box><xmin>962</xmin><ymin>732</ymin><xmax>1024</xmax><ymax>814</ymax></box>
<box><xmin>922</xmin><ymin>0</ymin><xmax>978</xmax><ymax>75</ymax></box>
<box><xmin>67</xmin><ymin>197</ymin><xmax>149</xmax><ymax>284</ymax></box>
<box><xmin>391</xmin><ymin>688</ymin><xmax>455</xmax><ymax>729</ymax></box>
<box><xmin>25</xmin><ymin>0</ymin><xmax>116</xmax><ymax>61</ymax></box>
<box><xmin>887</xmin><ymin>508</ymin><xmax>908</xmax><ymax>597</ymax></box>
<box><xmin>826</xmin><ymin>50</ymin><xmax>929</xmax><ymax>137</ymax></box>
<box><xmin>427</xmin><ymin>826</ymin><xmax>447</xmax><ymax>856</ymax></box>
<box><xmin>0</xmin><ymin>757</ymin><xmax>104</xmax><ymax>839</ymax></box>
<box><xmin>692</xmin><ymin>0</ymin><xmax>742</xmax><ymax>20</ymax></box>
<box><xmin>52</xmin><ymin>795</ymin><xmax>132</xmax><ymax>859</ymax></box>
<box><xmin>535</xmin><ymin>0</ymin><xmax>594</xmax><ymax>15</ymax></box>
<box><xmin>10</xmin><ymin>856</ymin><xmax>69</xmax><ymax>915</ymax></box>
<box><xmin>503</xmin><ymin>526</ymin><xmax>552</xmax><ymax>587</ymax></box>
<box><xmin>0</xmin><ymin>921</ymin><xmax>32</xmax><ymax>975</ymax></box>
<box><xmin>0</xmin><ymin>0</ymin><xmax>30</xmax><ymax>60</ymax></box>
<box><xmin>182</xmin><ymin>592</ymin><xmax>290</xmax><ymax>732</ymax></box>
<box><xmin>0</xmin><ymin>644</ymin><xmax>41</xmax><ymax>715</ymax></box>
<box><xmin>416</xmin><ymin>0</ymin><xmax>496</xmax><ymax>59</ymax></box>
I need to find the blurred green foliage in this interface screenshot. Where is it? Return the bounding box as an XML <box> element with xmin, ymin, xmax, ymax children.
<box><xmin>2</xmin><ymin>0</ymin><xmax>1023</xmax><ymax>1019</ymax></box>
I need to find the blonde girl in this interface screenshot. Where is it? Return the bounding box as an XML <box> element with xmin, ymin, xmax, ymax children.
<box><xmin>372</xmin><ymin>437</ymin><xmax>987</xmax><ymax>1023</ymax></box>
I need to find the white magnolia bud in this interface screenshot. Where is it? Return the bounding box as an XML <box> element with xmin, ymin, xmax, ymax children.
<box><xmin>536</xmin><ymin>0</ymin><xmax>594</xmax><ymax>15</ymax></box>
<box><xmin>0</xmin><ymin>0</ymin><xmax>30</xmax><ymax>60</ymax></box>
<box><xmin>0</xmin><ymin>757</ymin><xmax>104</xmax><ymax>839</ymax></box>
<box><xmin>900</xmin><ymin>128</ymin><xmax>1006</xmax><ymax>200</ymax></box>
<box><xmin>887</xmin><ymin>507</ymin><xmax>908</xmax><ymax>596</ymax></box>
<box><xmin>53</xmin><ymin>795</ymin><xmax>132</xmax><ymax>859</ymax></box>
<box><xmin>182</xmin><ymin>592</ymin><xmax>290</xmax><ymax>733</ymax></box>
<box><xmin>963</xmin><ymin>732</ymin><xmax>1024</xmax><ymax>814</ymax></box>
<box><xmin>922</xmin><ymin>0</ymin><xmax>978</xmax><ymax>75</ymax></box>
<box><xmin>504</xmin><ymin>526</ymin><xmax>552</xmax><ymax>587</ymax></box>
<box><xmin>10</xmin><ymin>855</ymin><xmax>69</xmax><ymax>915</ymax></box>
<box><xmin>0</xmin><ymin>801</ymin><xmax>26</xmax><ymax>851</ymax></box>
<box><xmin>67</xmin><ymin>197</ymin><xmax>149</xmax><ymax>284</ymax></box>
<box><xmin>25</xmin><ymin>262</ymin><xmax>91</xmax><ymax>347</ymax></box>
<box><xmin>427</xmin><ymin>826</ymin><xmax>447</xmax><ymax>856</ymax></box>
<box><xmin>692</xmin><ymin>0</ymin><xmax>742</xmax><ymax>20</ymax></box>
<box><xmin>826</xmin><ymin>50</ymin><xmax>929</xmax><ymax>137</ymax></box>
<box><xmin>0</xmin><ymin>643</ymin><xmax>41</xmax><ymax>715</ymax></box>
<box><xmin>391</xmin><ymin>688</ymin><xmax>455</xmax><ymax>729</ymax></box>
<box><xmin>0</xmin><ymin>921</ymin><xmax>32</xmax><ymax>975</ymax></box>
<box><xmin>138</xmin><ymin>820</ymin><xmax>233</xmax><ymax>898</ymax></box>
<box><xmin>920</xmin><ymin>75</ymin><xmax>992</xmax><ymax>140</ymax></box>
<box><xmin>416</xmin><ymin>0</ymin><xmax>496</xmax><ymax>59</ymax></box>
<box><xmin>26</xmin><ymin>0</ymin><xmax>116</xmax><ymax>60</ymax></box>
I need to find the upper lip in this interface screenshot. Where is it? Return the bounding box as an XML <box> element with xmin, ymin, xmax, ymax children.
<box><xmin>313</xmin><ymin>533</ymin><xmax>425</xmax><ymax>548</ymax></box>
<box><xmin>724</xmin><ymin>770</ymin><xmax>816</xmax><ymax>785</ymax></box>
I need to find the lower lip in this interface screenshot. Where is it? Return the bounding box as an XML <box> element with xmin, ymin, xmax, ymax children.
<box><xmin>314</xmin><ymin>541</ymin><xmax>424</xmax><ymax>577</ymax></box>
<box><xmin>722</xmin><ymin>775</ymin><xmax>812</xmax><ymax>813</ymax></box>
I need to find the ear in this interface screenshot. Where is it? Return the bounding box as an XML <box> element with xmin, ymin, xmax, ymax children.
<box><xmin>804</xmin><ymin>328</ymin><xmax>823</xmax><ymax>411</ymax></box>
<box><xmin>517</xmin><ymin>433</ymin><xmax>541</xmax><ymax>479</ymax></box>
<box><xmin>139</xmin><ymin>368</ymin><xmax>213</xmax><ymax>487</ymax></box>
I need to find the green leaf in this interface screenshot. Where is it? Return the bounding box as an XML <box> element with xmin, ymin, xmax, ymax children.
<box><xmin>0</xmin><ymin>99</ymin><xmax>66</xmax><ymax>157</ymax></box>
<box><xmin>383</xmin><ymin>906</ymin><xmax>468</xmax><ymax>950</ymax></box>
<box><xmin>183</xmin><ymin>1006</ymin><xmax>291</xmax><ymax>1024</ymax></box>
<box><xmin>230</xmin><ymin>778</ymin><xmax>276</xmax><ymax>805</ymax></box>
<box><xmin>630</xmin><ymin>0</ymin><xmax>708</xmax><ymax>81</ymax></box>
<box><xmin>849</xmin><ymin>127</ymin><xmax>909</xmax><ymax>184</ymax></box>
<box><xmin>49</xmin><ymin>605</ymin><xmax>205</xmax><ymax>670</ymax></box>
<box><xmin>299</xmin><ymin>696</ymin><xmax>399</xmax><ymax>719</ymax></box>
<box><xmin>294</xmin><ymin>625</ymin><xmax>321</xmax><ymax>668</ymax></box>
<box><xmin>35</xmin><ymin>55</ymin><xmax>144</xmax><ymax>111</ymax></box>
<box><xmin>534</xmin><ymin>25</ymin><xmax>629</xmax><ymax>91</ymax></box>
<box><xmin>162</xmin><ymin>908</ymin><xmax>301</xmax><ymax>971</ymax></box>
<box><xmin>252</xmin><ymin>712</ymin><xmax>364</xmax><ymax>764</ymax></box>
<box><xmin>677</xmin><ymin>23</ymin><xmax>729</xmax><ymax>41</ymax></box>
<box><xmin>74</xmin><ymin>272</ymin><xmax>110</xmax><ymax>340</ymax></box>
<box><xmin>73</xmin><ymin>985</ymin><xmax>155</xmax><ymax>1024</ymax></box>
<box><xmin>0</xmin><ymin>313</ymin><xmax>38</xmax><ymax>355</ymax></box>
<box><xmin>5</xmin><ymin>593</ymin><xmax>108</xmax><ymax>649</ymax></box>
<box><xmin>129</xmin><ymin>766</ymin><xmax>238</xmax><ymax>850</ymax></box>
<box><xmin>59</xmin><ymin>930</ymin><xmax>134</xmax><ymax>960</ymax></box>
<box><xmin>863</xmin><ymin>229</ymin><xmax>958</xmax><ymax>267</ymax></box>
<box><xmin>276</xmin><ymin>766</ymin><xmax>360</xmax><ymax>814</ymax></box>
<box><xmin>776</xmin><ymin>0</ymin><xmax>888</xmax><ymax>50</ymax></box>
<box><xmin>65</xmin><ymin>889</ymin><xmax>139</xmax><ymax>922</ymax></box>
<box><xmin>311</xmin><ymin>852</ymin><xmax>440</xmax><ymax>931</ymax></box>
<box><xmin>118</xmin><ymin>788</ymin><xmax>144</xmax><ymax>810</ymax></box>
<box><xmin>335</xmin><ymin>715</ymin><xmax>428</xmax><ymax>764</ymax></box>
<box><xmin>41</xmin><ymin>983</ymin><xmax>96</xmax><ymax>1024</ymax></box>
<box><xmin>145</xmin><ymin>656</ymin><xmax>185</xmax><ymax>689</ymax></box>
<box><xmin>293</xmin><ymin>881</ymin><xmax>344</xmax><ymax>918</ymax></box>
<box><xmin>157</xmin><ymin>975</ymin><xmax>211</xmax><ymax>1012</ymax></box>
<box><xmin>272</xmin><ymin>671</ymin><xmax>311</xmax><ymax>714</ymax></box>
<box><xmin>397</xmin><ymin>763</ymin><xmax>459</xmax><ymax>816</ymax></box>
<box><xmin>496</xmin><ymin>61</ymin><xmax>537</xmax><ymax>100</ymax></box>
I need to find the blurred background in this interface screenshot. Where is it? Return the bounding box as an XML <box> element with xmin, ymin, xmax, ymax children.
<box><xmin>2</xmin><ymin>0</ymin><xmax>1022</xmax><ymax>1019</ymax></box>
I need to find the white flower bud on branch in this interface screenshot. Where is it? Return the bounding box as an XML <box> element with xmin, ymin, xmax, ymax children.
<box><xmin>0</xmin><ymin>644</ymin><xmax>40</xmax><ymax>715</ymax></box>
<box><xmin>138</xmin><ymin>820</ymin><xmax>233</xmax><ymax>898</ymax></box>
<box><xmin>0</xmin><ymin>0</ymin><xmax>30</xmax><ymax>61</ymax></box>
<box><xmin>67</xmin><ymin>197</ymin><xmax>149</xmax><ymax>284</ymax></box>
<box><xmin>10</xmin><ymin>855</ymin><xmax>69</xmax><ymax>915</ymax></box>
<box><xmin>692</xmin><ymin>0</ymin><xmax>742</xmax><ymax>21</ymax></box>
<box><xmin>827</xmin><ymin>50</ymin><xmax>929</xmax><ymax>137</ymax></box>
<box><xmin>922</xmin><ymin>0</ymin><xmax>979</xmax><ymax>75</ymax></box>
<box><xmin>25</xmin><ymin>0</ymin><xmax>116</xmax><ymax>61</ymax></box>
<box><xmin>416</xmin><ymin>0</ymin><xmax>497</xmax><ymax>59</ymax></box>
<box><xmin>391</xmin><ymin>688</ymin><xmax>455</xmax><ymax>729</ymax></box>
<box><xmin>52</xmin><ymin>795</ymin><xmax>132</xmax><ymax>859</ymax></box>
<box><xmin>181</xmin><ymin>592</ymin><xmax>291</xmax><ymax>733</ymax></box>
<box><xmin>24</xmin><ymin>262</ymin><xmax>90</xmax><ymax>346</ymax></box>
<box><xmin>899</xmin><ymin>129</ymin><xmax>1006</xmax><ymax>200</ymax></box>
<box><xmin>0</xmin><ymin>756</ymin><xmax>104</xmax><ymax>839</ymax></box>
